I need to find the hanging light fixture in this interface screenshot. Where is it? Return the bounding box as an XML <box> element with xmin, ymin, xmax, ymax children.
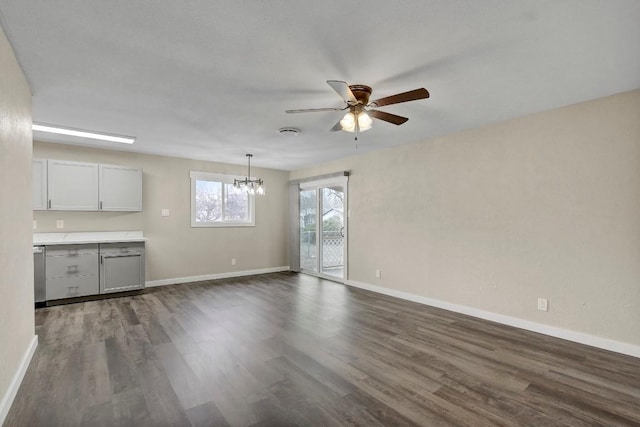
<box><xmin>234</xmin><ymin>154</ymin><xmax>265</xmax><ymax>195</ymax></box>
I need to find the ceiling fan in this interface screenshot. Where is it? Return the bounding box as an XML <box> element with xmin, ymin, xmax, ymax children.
<box><xmin>286</xmin><ymin>80</ymin><xmax>429</xmax><ymax>139</ymax></box>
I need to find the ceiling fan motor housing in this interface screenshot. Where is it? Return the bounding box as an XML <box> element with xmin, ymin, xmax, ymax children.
<box><xmin>348</xmin><ymin>85</ymin><xmax>372</xmax><ymax>105</ymax></box>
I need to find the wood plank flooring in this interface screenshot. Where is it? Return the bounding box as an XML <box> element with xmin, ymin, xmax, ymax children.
<box><xmin>5</xmin><ymin>272</ymin><xmax>640</xmax><ymax>426</ymax></box>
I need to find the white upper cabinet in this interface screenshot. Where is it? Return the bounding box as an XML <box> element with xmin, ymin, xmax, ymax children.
<box><xmin>48</xmin><ymin>160</ymin><xmax>99</xmax><ymax>211</ymax></box>
<box><xmin>35</xmin><ymin>159</ymin><xmax>142</xmax><ymax>212</ymax></box>
<box><xmin>32</xmin><ymin>158</ymin><xmax>48</xmax><ymax>211</ymax></box>
<box><xmin>99</xmin><ymin>164</ymin><xmax>142</xmax><ymax>211</ymax></box>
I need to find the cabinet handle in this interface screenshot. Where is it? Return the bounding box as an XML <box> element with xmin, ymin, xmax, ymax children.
<box><xmin>100</xmin><ymin>256</ymin><xmax>103</xmax><ymax>265</ymax></box>
<box><xmin>48</xmin><ymin>200</ymin><xmax>51</xmax><ymax>209</ymax></box>
<box><xmin>100</xmin><ymin>201</ymin><xmax>103</xmax><ymax>210</ymax></box>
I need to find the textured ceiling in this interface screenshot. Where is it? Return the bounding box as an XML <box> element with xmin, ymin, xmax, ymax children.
<box><xmin>1</xmin><ymin>1</ymin><xmax>639</xmax><ymax>170</ymax></box>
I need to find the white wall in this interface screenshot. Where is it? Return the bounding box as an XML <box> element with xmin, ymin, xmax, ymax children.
<box><xmin>0</xmin><ymin>24</ymin><xmax>36</xmax><ymax>422</ymax></box>
<box><xmin>291</xmin><ymin>89</ymin><xmax>640</xmax><ymax>349</ymax></box>
<box><xmin>33</xmin><ymin>142</ymin><xmax>290</xmax><ymax>282</ymax></box>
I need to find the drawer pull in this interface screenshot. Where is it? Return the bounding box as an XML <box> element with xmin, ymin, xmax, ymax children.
<box><xmin>67</xmin><ymin>264</ymin><xmax>79</xmax><ymax>271</ymax></box>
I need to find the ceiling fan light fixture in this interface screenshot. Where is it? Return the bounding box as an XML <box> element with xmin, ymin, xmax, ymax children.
<box><xmin>340</xmin><ymin>112</ymin><xmax>356</xmax><ymax>132</ymax></box>
<box><xmin>358</xmin><ymin>112</ymin><xmax>373</xmax><ymax>131</ymax></box>
<box><xmin>340</xmin><ymin>112</ymin><xmax>372</xmax><ymax>133</ymax></box>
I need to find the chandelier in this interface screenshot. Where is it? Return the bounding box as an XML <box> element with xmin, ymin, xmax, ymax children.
<box><xmin>234</xmin><ymin>153</ymin><xmax>265</xmax><ymax>195</ymax></box>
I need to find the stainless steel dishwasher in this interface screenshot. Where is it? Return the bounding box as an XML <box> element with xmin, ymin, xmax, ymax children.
<box><xmin>33</xmin><ymin>246</ymin><xmax>46</xmax><ymax>307</ymax></box>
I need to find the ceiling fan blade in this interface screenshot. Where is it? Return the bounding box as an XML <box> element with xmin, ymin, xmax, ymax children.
<box><xmin>327</xmin><ymin>80</ymin><xmax>357</xmax><ymax>103</ymax></box>
<box><xmin>370</xmin><ymin>88</ymin><xmax>429</xmax><ymax>107</ymax></box>
<box><xmin>368</xmin><ymin>109</ymin><xmax>409</xmax><ymax>125</ymax></box>
<box><xmin>330</xmin><ymin>120</ymin><xmax>343</xmax><ymax>131</ymax></box>
<box><xmin>286</xmin><ymin>107</ymin><xmax>344</xmax><ymax>113</ymax></box>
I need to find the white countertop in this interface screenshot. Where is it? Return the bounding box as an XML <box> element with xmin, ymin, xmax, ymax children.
<box><xmin>33</xmin><ymin>231</ymin><xmax>145</xmax><ymax>245</ymax></box>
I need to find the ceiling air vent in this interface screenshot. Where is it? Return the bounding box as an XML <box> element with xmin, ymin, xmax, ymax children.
<box><xmin>277</xmin><ymin>127</ymin><xmax>300</xmax><ymax>136</ymax></box>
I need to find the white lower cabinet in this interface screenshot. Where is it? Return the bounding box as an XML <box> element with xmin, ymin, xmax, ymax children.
<box><xmin>45</xmin><ymin>244</ymin><xmax>99</xmax><ymax>300</ymax></box>
<box><xmin>44</xmin><ymin>242</ymin><xmax>145</xmax><ymax>301</ymax></box>
<box><xmin>100</xmin><ymin>243</ymin><xmax>145</xmax><ymax>293</ymax></box>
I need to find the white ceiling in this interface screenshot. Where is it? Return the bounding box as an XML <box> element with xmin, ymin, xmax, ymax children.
<box><xmin>1</xmin><ymin>1</ymin><xmax>639</xmax><ymax>171</ymax></box>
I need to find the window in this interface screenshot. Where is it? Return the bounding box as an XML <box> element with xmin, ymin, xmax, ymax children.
<box><xmin>190</xmin><ymin>171</ymin><xmax>254</xmax><ymax>227</ymax></box>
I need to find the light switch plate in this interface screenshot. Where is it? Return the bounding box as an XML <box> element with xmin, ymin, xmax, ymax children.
<box><xmin>537</xmin><ymin>298</ymin><xmax>548</xmax><ymax>311</ymax></box>
<box><xmin>161</xmin><ymin>209</ymin><xmax>170</xmax><ymax>217</ymax></box>
<box><xmin>33</xmin><ymin>220</ymin><xmax>37</xmax><ymax>230</ymax></box>
<box><xmin>56</xmin><ymin>219</ymin><xmax>64</xmax><ymax>229</ymax></box>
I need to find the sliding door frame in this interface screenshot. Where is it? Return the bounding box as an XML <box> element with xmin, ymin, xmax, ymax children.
<box><xmin>296</xmin><ymin>174</ymin><xmax>348</xmax><ymax>283</ymax></box>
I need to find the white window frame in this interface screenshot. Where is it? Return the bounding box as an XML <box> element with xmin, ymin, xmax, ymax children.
<box><xmin>190</xmin><ymin>171</ymin><xmax>255</xmax><ymax>227</ymax></box>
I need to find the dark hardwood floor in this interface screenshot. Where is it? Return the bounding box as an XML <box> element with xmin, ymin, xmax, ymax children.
<box><xmin>5</xmin><ymin>272</ymin><xmax>640</xmax><ymax>426</ymax></box>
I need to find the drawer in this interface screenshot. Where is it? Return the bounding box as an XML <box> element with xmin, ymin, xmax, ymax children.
<box><xmin>46</xmin><ymin>244</ymin><xmax>98</xmax><ymax>257</ymax></box>
<box><xmin>99</xmin><ymin>242</ymin><xmax>145</xmax><ymax>255</ymax></box>
<box><xmin>46</xmin><ymin>275</ymin><xmax>99</xmax><ymax>300</ymax></box>
<box><xmin>46</xmin><ymin>252</ymin><xmax>98</xmax><ymax>279</ymax></box>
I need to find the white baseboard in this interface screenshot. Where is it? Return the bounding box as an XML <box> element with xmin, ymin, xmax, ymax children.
<box><xmin>346</xmin><ymin>279</ymin><xmax>640</xmax><ymax>359</ymax></box>
<box><xmin>145</xmin><ymin>266</ymin><xmax>290</xmax><ymax>288</ymax></box>
<box><xmin>0</xmin><ymin>335</ymin><xmax>38</xmax><ymax>425</ymax></box>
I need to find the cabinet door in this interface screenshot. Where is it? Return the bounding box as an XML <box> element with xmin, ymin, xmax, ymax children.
<box><xmin>100</xmin><ymin>254</ymin><xmax>144</xmax><ymax>293</ymax></box>
<box><xmin>99</xmin><ymin>164</ymin><xmax>142</xmax><ymax>211</ymax></box>
<box><xmin>32</xmin><ymin>158</ymin><xmax>48</xmax><ymax>210</ymax></box>
<box><xmin>48</xmin><ymin>160</ymin><xmax>99</xmax><ymax>210</ymax></box>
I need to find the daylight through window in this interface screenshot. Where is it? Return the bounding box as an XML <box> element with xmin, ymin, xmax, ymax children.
<box><xmin>190</xmin><ymin>171</ymin><xmax>254</xmax><ymax>227</ymax></box>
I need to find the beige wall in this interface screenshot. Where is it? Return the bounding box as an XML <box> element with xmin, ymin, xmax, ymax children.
<box><xmin>0</xmin><ymin>25</ymin><xmax>34</xmax><ymax>418</ymax></box>
<box><xmin>291</xmin><ymin>89</ymin><xmax>640</xmax><ymax>347</ymax></box>
<box><xmin>33</xmin><ymin>142</ymin><xmax>290</xmax><ymax>281</ymax></box>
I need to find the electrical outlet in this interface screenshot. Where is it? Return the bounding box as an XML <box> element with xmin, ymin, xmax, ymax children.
<box><xmin>375</xmin><ymin>269</ymin><xmax>381</xmax><ymax>278</ymax></box>
<box><xmin>231</xmin><ymin>258</ymin><xmax>236</xmax><ymax>266</ymax></box>
<box><xmin>537</xmin><ymin>298</ymin><xmax>548</xmax><ymax>312</ymax></box>
<box><xmin>33</xmin><ymin>220</ymin><xmax>37</xmax><ymax>230</ymax></box>
<box><xmin>161</xmin><ymin>208</ymin><xmax>170</xmax><ymax>217</ymax></box>
<box><xmin>56</xmin><ymin>219</ymin><xmax>64</xmax><ymax>229</ymax></box>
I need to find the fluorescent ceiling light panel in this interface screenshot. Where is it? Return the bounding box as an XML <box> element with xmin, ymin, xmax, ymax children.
<box><xmin>32</xmin><ymin>123</ymin><xmax>136</xmax><ymax>144</ymax></box>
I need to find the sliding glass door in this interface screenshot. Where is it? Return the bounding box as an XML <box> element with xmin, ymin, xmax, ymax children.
<box><xmin>299</xmin><ymin>188</ymin><xmax>318</xmax><ymax>273</ymax></box>
<box><xmin>320</xmin><ymin>186</ymin><xmax>345</xmax><ymax>278</ymax></box>
<box><xmin>299</xmin><ymin>177</ymin><xmax>348</xmax><ymax>281</ymax></box>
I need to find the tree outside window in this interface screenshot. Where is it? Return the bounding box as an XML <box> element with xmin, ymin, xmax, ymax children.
<box><xmin>190</xmin><ymin>171</ymin><xmax>254</xmax><ymax>227</ymax></box>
